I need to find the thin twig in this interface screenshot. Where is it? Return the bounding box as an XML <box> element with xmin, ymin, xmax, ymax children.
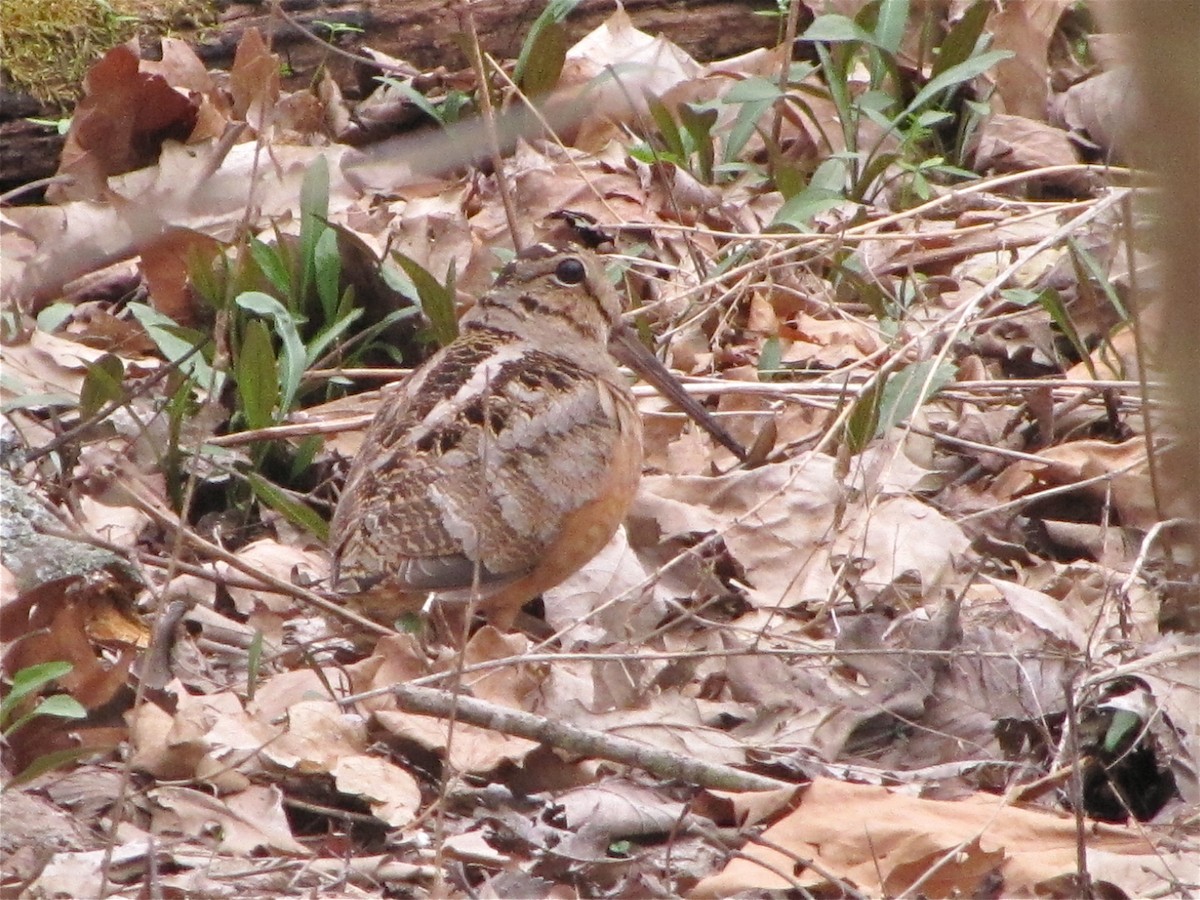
<box><xmin>459</xmin><ymin>7</ymin><xmax>523</xmax><ymax>250</ymax></box>
<box><xmin>122</xmin><ymin>490</ymin><xmax>392</xmax><ymax>637</ymax></box>
<box><xmin>1061</xmin><ymin>675</ymin><xmax>1095</xmax><ymax>899</ymax></box>
<box><xmin>745</xmin><ymin>832</ymin><xmax>865</xmax><ymax>899</ymax></box>
<box><xmin>23</xmin><ymin>340</ymin><xmax>208</xmax><ymax>464</ymax></box>
<box><xmin>955</xmin><ymin>452</ymin><xmax>1150</xmax><ymax>524</ymax></box>
<box><xmin>386</xmin><ymin>681</ymin><xmax>793</xmax><ymax>793</ymax></box>
<box><xmin>0</xmin><ymin>174</ymin><xmax>76</xmax><ymax>205</ymax></box>
<box><xmin>1120</xmin><ymin>518</ymin><xmax>1189</xmax><ymax>595</ymax></box>
<box><xmin>270</xmin><ymin>2</ymin><xmax>420</xmax><ymax>77</ymax></box>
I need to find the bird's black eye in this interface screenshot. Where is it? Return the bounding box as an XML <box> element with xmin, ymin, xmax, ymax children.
<box><xmin>554</xmin><ymin>257</ymin><xmax>587</xmax><ymax>285</ymax></box>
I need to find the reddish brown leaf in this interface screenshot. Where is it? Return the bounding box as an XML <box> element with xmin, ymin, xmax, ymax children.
<box><xmin>59</xmin><ymin>42</ymin><xmax>199</xmax><ymax>179</ymax></box>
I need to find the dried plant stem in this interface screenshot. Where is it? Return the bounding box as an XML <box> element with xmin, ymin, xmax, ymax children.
<box><xmin>123</xmin><ymin>491</ymin><xmax>392</xmax><ymax>637</ymax></box>
<box><xmin>270</xmin><ymin>0</ymin><xmax>418</xmax><ymax>78</ymax></box>
<box><xmin>24</xmin><ymin>341</ymin><xmax>208</xmax><ymax>465</ymax></box>
<box><xmin>747</xmin><ymin>832</ymin><xmax>867</xmax><ymax>899</ymax></box>
<box><xmin>459</xmin><ymin>4</ymin><xmax>523</xmax><ymax>250</ymax></box>
<box><xmin>1061</xmin><ymin>676</ymin><xmax>1095</xmax><ymax>898</ymax></box>
<box><xmin>771</xmin><ymin>0</ymin><xmax>804</xmax><ymax>149</ymax></box>
<box><xmin>387</xmin><ymin>682</ymin><xmax>792</xmax><ymax>793</ymax></box>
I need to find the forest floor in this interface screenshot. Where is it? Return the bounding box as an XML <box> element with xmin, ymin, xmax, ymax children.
<box><xmin>1</xmin><ymin>2</ymin><xmax>1197</xmax><ymax>898</ymax></box>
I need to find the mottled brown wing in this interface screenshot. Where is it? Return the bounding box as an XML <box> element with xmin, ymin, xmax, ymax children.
<box><xmin>330</xmin><ymin>341</ymin><xmax>636</xmax><ymax>595</ymax></box>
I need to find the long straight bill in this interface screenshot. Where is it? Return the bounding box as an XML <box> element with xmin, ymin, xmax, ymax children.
<box><xmin>609</xmin><ymin>323</ymin><xmax>748</xmax><ymax>462</ymax></box>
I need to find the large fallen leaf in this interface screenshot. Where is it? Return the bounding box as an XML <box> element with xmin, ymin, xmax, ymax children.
<box><xmin>632</xmin><ymin>455</ymin><xmax>967</xmax><ymax>611</ymax></box>
<box><xmin>693</xmin><ymin>777</ymin><xmax>1181</xmax><ymax>898</ymax></box>
<box><xmin>151</xmin><ymin>784</ymin><xmax>307</xmax><ymax>855</ymax></box>
<box><xmin>542</xmin><ymin>524</ymin><xmax>664</xmax><ymax>648</ymax></box>
<box><xmin>374</xmin><ymin>709</ymin><xmax>538</xmax><ymax>775</ymax></box>
<box><xmin>331</xmin><ymin>753</ymin><xmax>421</xmax><ymax>827</ymax></box>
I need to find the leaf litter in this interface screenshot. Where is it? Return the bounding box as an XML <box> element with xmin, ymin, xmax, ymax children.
<box><xmin>1</xmin><ymin>3</ymin><xmax>1197</xmax><ymax>898</ymax></box>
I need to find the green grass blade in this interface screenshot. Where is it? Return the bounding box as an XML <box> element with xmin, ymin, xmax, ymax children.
<box><xmin>246</xmin><ymin>471</ymin><xmax>329</xmax><ymax>541</ymax></box>
<box><xmin>874</xmin><ymin>0</ymin><xmax>910</xmax><ymax>53</ymax></box>
<box><xmin>0</xmin><ymin>662</ymin><xmax>73</xmax><ymax>727</ymax></box>
<box><xmin>514</xmin><ymin>0</ymin><xmax>579</xmax><ymax>92</ymax></box>
<box><xmin>235</xmin><ymin>291</ymin><xmax>307</xmax><ymax>414</ymax></box>
<box><xmin>298</xmin><ymin>155</ymin><xmax>331</xmax><ymax>307</ymax></box>
<box><xmin>873</xmin><ymin>358</ymin><xmax>955</xmax><ymax>437</ymax></box>
<box><xmin>392</xmin><ymin>252</ymin><xmax>459</xmax><ymax>346</ymax></box>
<box><xmin>904</xmin><ymin>49</ymin><xmax>1012</xmax><ymax>117</ymax></box>
<box><xmin>235</xmin><ymin>319</ymin><xmax>278</xmax><ymax>429</ymax></box>
<box><xmin>314</xmin><ymin>228</ymin><xmax>342</xmax><ymax>322</ymax></box>
<box><xmin>79</xmin><ymin>354</ymin><xmax>125</xmax><ymax>418</ymax></box>
<box><xmin>932</xmin><ymin>0</ymin><xmax>991</xmax><ymax>78</ymax></box>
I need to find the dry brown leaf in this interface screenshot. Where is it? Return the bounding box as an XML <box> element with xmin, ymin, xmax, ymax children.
<box><xmin>973</xmin><ymin>113</ymin><xmax>1079</xmax><ymax>174</ymax></box>
<box><xmin>56</xmin><ymin>42</ymin><xmax>199</xmax><ymax>183</ymax></box>
<box><xmin>1034</xmin><ymin>438</ymin><xmax>1159</xmax><ymax>527</ymax></box>
<box><xmin>363</xmin><ymin>633</ymin><xmax>540</xmax><ymax>773</ymax></box>
<box><xmin>781</xmin><ymin>314</ymin><xmax>885</xmax><ymax>368</ymax></box>
<box><xmin>632</xmin><ymin>458</ymin><xmax>842</xmax><ymax>610</ymax></box>
<box><xmin>248</xmin><ymin>666</ymin><xmax>350</xmax><ymax>720</ymax></box>
<box><xmin>151</xmin><ymin>784</ymin><xmax>307</xmax><ymax>855</ymax></box>
<box><xmin>702</xmin><ymin>785</ymin><xmax>801</xmax><ymax>829</ymax></box>
<box><xmin>1046</xmin><ymin>561</ymin><xmax>1158</xmax><ymax>646</ymax></box>
<box><xmin>1052</xmin><ymin>66</ymin><xmax>1140</xmax><ymax>160</ymax></box>
<box><xmin>983</xmin><ymin>574</ymin><xmax>1087</xmax><ymax>649</ymax></box>
<box><xmin>694</xmin><ymin>776</ymin><xmax>1174</xmax><ymax>898</ymax></box>
<box><xmin>26</xmin><ymin>838</ymin><xmax>155</xmax><ymax>899</ymax></box>
<box><xmin>331</xmin><ymin>754</ymin><xmax>421</xmax><ymax>827</ymax></box>
<box><xmin>988</xmin><ymin>0</ymin><xmax>1074</xmax><ymax>119</ymax></box>
<box><xmin>228</xmin><ymin>28</ymin><xmax>281</xmax><ymax>133</ymax></box>
<box><xmin>461</xmin><ymin>627</ymin><xmax>541</xmax><ymax>705</ymax></box>
<box><xmin>346</xmin><ymin>633</ymin><xmax>430</xmax><ymax>712</ymax></box>
<box><xmin>3</xmin><ymin>329</ymin><xmax>130</xmax><ymax>403</ymax></box>
<box><xmin>12</xmin><ymin>137</ymin><xmax>358</xmax><ymax>307</ymax></box>
<box><xmin>5</xmin><ymin>592</ymin><xmax>136</xmax><ymax>709</ymax></box>
<box><xmin>139</xmin><ymin>227</ymin><xmax>223</xmax><ymax>324</ymax></box>
<box><xmin>260</xmin><ymin>699</ymin><xmax>367</xmax><ymax>775</ymax></box>
<box><xmin>142</xmin><ymin>36</ymin><xmax>230</xmax><ymax>143</ymax></box>
<box><xmin>542</xmin><ymin>525</ymin><xmax>663</xmax><ymax>648</ymax></box>
<box><xmin>441</xmin><ymin>829</ymin><xmax>513</xmax><ymax>867</ymax></box>
<box><xmin>374</xmin><ymin>709</ymin><xmax>538</xmax><ymax>775</ymax></box>
<box><xmin>220</xmin><ymin>539</ymin><xmax>330</xmax><ymax>616</ymax></box>
<box><xmin>554</xmin><ymin>778</ymin><xmax>688</xmax><ymax>843</ymax></box>
<box><xmin>634</xmin><ymin>455</ymin><xmax>966</xmax><ymax>613</ymax></box>
<box><xmin>129</xmin><ymin>684</ymin><xmax>270</xmax><ymax>789</ymax></box>
<box><xmin>558</xmin><ymin>6</ymin><xmax>702</xmax><ymax>148</ymax></box>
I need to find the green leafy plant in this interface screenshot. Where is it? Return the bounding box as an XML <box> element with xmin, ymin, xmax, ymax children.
<box><xmin>130</xmin><ymin>156</ymin><xmax>417</xmax><ymax>531</ymax></box>
<box><xmin>1</xmin><ymin>662</ymin><xmax>91</xmax><ymax>790</ymax></box>
<box><xmin>629</xmin><ymin>95</ymin><xmax>721</xmax><ymax>184</ymax></box>
<box><xmin>1</xmin><ymin>661</ymin><xmax>86</xmax><ymax>739</ymax></box>
<box><xmin>375</xmin><ymin>76</ymin><xmax>473</xmax><ymax>128</ymax></box>
<box><xmin>789</xmin><ymin>0</ymin><xmax>1008</xmax><ymax>208</ymax></box>
<box><xmin>623</xmin><ymin>2</ymin><xmax>1005</xmax><ymax>212</ymax></box>
<box><xmin>389</xmin><ymin>251</ymin><xmax>459</xmax><ymax>348</ymax></box>
<box><xmin>193</xmin><ymin>157</ymin><xmax>416</xmax><ymax>431</ymax></box>
<box><xmin>1000</xmin><ymin>236</ymin><xmax>1132</xmax><ymax>381</ymax></box>
<box><xmin>313</xmin><ymin>19</ymin><xmax>364</xmax><ymax>39</ymax></box>
<box><xmin>513</xmin><ymin>0</ymin><xmax>580</xmax><ymax>96</ymax></box>
<box><xmin>26</xmin><ymin>115</ymin><xmax>72</xmax><ymax>135</ymax></box>
<box><xmin>726</xmin><ymin>0</ymin><xmax>1007</xmax><ymax>230</ymax></box>
<box><xmin>754</xmin><ymin>0</ymin><xmax>798</xmax><ymax>46</ymax></box>
<box><xmin>844</xmin><ymin>358</ymin><xmax>956</xmax><ymax>454</ymax></box>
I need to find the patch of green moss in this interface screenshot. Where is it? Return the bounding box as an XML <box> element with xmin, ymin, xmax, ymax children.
<box><xmin>0</xmin><ymin>0</ymin><xmax>216</xmax><ymax>109</ymax></box>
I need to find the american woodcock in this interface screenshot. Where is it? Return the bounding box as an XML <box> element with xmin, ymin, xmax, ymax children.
<box><xmin>331</xmin><ymin>242</ymin><xmax>743</xmax><ymax>629</ymax></box>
